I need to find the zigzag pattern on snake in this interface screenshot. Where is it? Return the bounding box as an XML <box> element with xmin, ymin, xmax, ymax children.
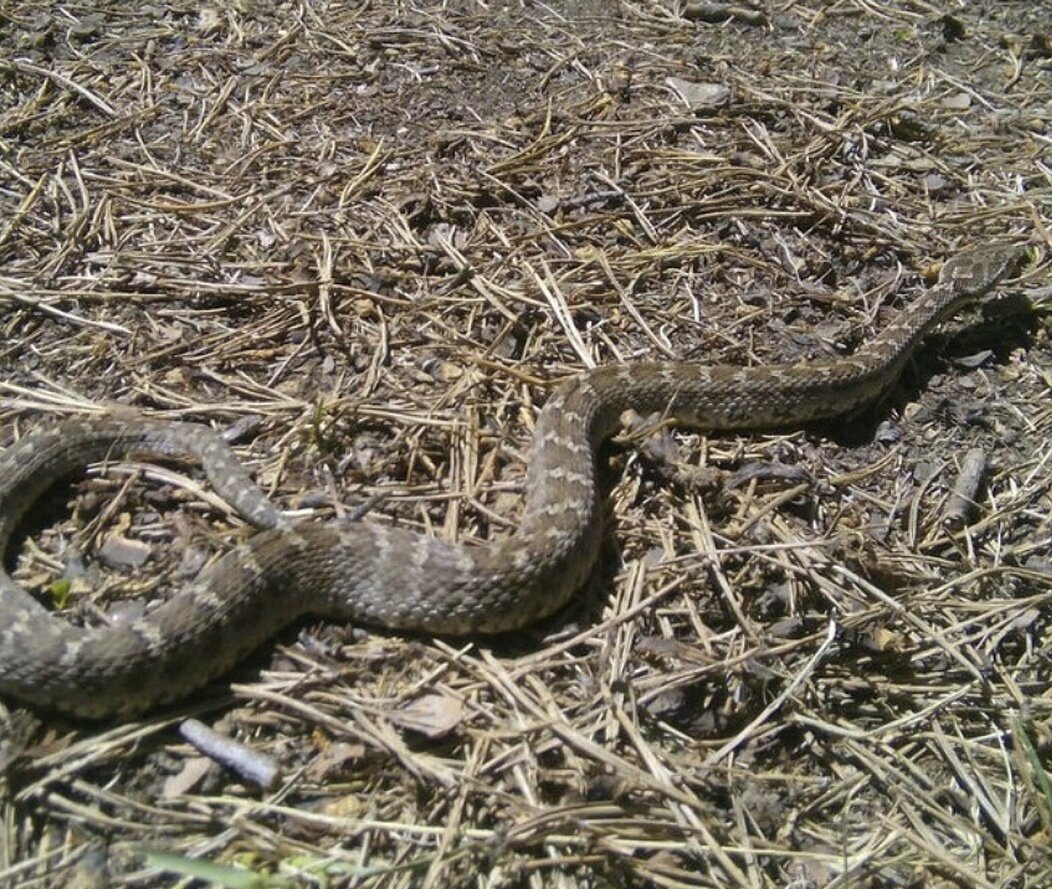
<box><xmin>0</xmin><ymin>245</ymin><xmax>1026</xmax><ymax>717</ymax></box>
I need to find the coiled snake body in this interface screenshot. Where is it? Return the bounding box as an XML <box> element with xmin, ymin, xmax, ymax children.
<box><xmin>0</xmin><ymin>247</ymin><xmax>1024</xmax><ymax>717</ymax></box>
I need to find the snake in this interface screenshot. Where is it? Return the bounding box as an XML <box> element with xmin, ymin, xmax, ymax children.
<box><xmin>0</xmin><ymin>245</ymin><xmax>1026</xmax><ymax>718</ymax></box>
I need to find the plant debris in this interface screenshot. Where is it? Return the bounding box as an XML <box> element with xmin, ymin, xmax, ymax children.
<box><xmin>1</xmin><ymin>1</ymin><xmax>1050</xmax><ymax>886</ymax></box>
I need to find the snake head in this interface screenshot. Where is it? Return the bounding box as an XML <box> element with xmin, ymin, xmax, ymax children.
<box><xmin>938</xmin><ymin>244</ymin><xmax>1029</xmax><ymax>298</ymax></box>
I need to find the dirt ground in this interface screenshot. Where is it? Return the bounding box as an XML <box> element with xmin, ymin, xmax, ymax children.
<box><xmin>1</xmin><ymin>1</ymin><xmax>1050</xmax><ymax>887</ymax></box>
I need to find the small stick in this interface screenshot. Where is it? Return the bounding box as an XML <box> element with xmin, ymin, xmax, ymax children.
<box><xmin>8</xmin><ymin>58</ymin><xmax>118</xmax><ymax>118</ymax></box>
<box><xmin>179</xmin><ymin>719</ymin><xmax>282</xmax><ymax>790</ymax></box>
<box><xmin>682</xmin><ymin>2</ymin><xmax>768</xmax><ymax>25</ymax></box>
<box><xmin>943</xmin><ymin>448</ymin><xmax>988</xmax><ymax>529</ymax></box>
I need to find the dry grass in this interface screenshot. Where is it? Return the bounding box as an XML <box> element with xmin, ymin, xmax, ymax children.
<box><xmin>1</xmin><ymin>1</ymin><xmax>1051</xmax><ymax>886</ymax></box>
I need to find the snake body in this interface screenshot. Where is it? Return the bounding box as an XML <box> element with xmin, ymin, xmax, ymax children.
<box><xmin>0</xmin><ymin>247</ymin><xmax>1024</xmax><ymax>717</ymax></box>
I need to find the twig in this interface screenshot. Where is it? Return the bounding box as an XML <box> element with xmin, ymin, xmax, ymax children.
<box><xmin>8</xmin><ymin>58</ymin><xmax>118</xmax><ymax>118</ymax></box>
<box><xmin>179</xmin><ymin>719</ymin><xmax>282</xmax><ymax>790</ymax></box>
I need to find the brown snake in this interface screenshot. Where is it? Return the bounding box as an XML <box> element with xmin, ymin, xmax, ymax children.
<box><xmin>0</xmin><ymin>246</ymin><xmax>1026</xmax><ymax>717</ymax></box>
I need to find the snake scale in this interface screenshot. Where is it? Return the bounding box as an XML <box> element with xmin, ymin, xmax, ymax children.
<box><xmin>0</xmin><ymin>245</ymin><xmax>1026</xmax><ymax>718</ymax></box>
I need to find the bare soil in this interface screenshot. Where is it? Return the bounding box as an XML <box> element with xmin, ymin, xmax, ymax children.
<box><xmin>1</xmin><ymin>1</ymin><xmax>1050</xmax><ymax>887</ymax></box>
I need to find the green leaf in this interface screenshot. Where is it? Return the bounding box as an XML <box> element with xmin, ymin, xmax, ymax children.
<box><xmin>1014</xmin><ymin>718</ymin><xmax>1052</xmax><ymax>824</ymax></box>
<box><xmin>139</xmin><ymin>849</ymin><xmax>286</xmax><ymax>889</ymax></box>
<box><xmin>48</xmin><ymin>579</ymin><xmax>71</xmax><ymax>609</ymax></box>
